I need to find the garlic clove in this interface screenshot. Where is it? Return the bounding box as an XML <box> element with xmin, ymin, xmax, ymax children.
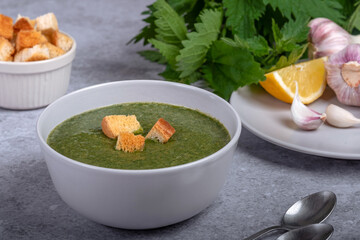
<box><xmin>325</xmin><ymin>104</ymin><xmax>360</xmax><ymax>128</ymax></box>
<box><xmin>291</xmin><ymin>82</ymin><xmax>326</xmax><ymax>130</ymax></box>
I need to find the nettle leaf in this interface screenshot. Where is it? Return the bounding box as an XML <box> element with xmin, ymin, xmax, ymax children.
<box><xmin>264</xmin><ymin>0</ymin><xmax>345</xmax><ymax>24</ymax></box>
<box><xmin>263</xmin><ymin>0</ymin><xmax>294</xmax><ymax>19</ymax></box>
<box><xmin>272</xmin><ymin>17</ymin><xmax>308</xmax><ymax>53</ymax></box>
<box><xmin>346</xmin><ymin>1</ymin><xmax>360</xmax><ymax>32</ymax></box>
<box><xmin>128</xmin><ymin>5</ymin><xmax>156</xmax><ymax>45</ymax></box>
<box><xmin>138</xmin><ymin>50</ymin><xmax>167</xmax><ymax>64</ymax></box>
<box><xmin>148</xmin><ymin>39</ymin><xmax>180</xmax><ymax>67</ymax></box>
<box><xmin>168</xmin><ymin>0</ymin><xmax>198</xmax><ymax>15</ymax></box>
<box><xmin>246</xmin><ymin>36</ymin><xmax>270</xmax><ymax>57</ymax></box>
<box><xmin>153</xmin><ymin>0</ymin><xmax>187</xmax><ymax>45</ymax></box>
<box><xmin>181</xmin><ymin>71</ymin><xmax>203</xmax><ymax>84</ymax></box>
<box><xmin>266</xmin><ymin>44</ymin><xmax>308</xmax><ymax>73</ymax></box>
<box><xmin>221</xmin><ymin>35</ymin><xmax>249</xmax><ymax>48</ymax></box>
<box><xmin>176</xmin><ymin>9</ymin><xmax>222</xmax><ymax>78</ymax></box>
<box><xmin>160</xmin><ymin>65</ymin><xmax>201</xmax><ymax>84</ymax></box>
<box><xmin>202</xmin><ymin>40</ymin><xmax>265</xmax><ymax>100</ymax></box>
<box><xmin>281</xmin><ymin>16</ymin><xmax>309</xmax><ymax>43</ymax></box>
<box><xmin>222</xmin><ymin>35</ymin><xmax>270</xmax><ymax>57</ymax></box>
<box><xmin>272</xmin><ymin>19</ymin><xmax>282</xmax><ymax>49</ymax></box>
<box><xmin>301</xmin><ymin>0</ymin><xmax>344</xmax><ymax>24</ymax></box>
<box><xmin>223</xmin><ymin>0</ymin><xmax>266</xmax><ymax>38</ymax></box>
<box><xmin>130</xmin><ymin>24</ymin><xmax>156</xmax><ymax>45</ymax></box>
<box><xmin>287</xmin><ymin>44</ymin><xmax>308</xmax><ymax>63</ymax></box>
<box><xmin>159</xmin><ymin>64</ymin><xmax>181</xmax><ymax>81</ymax></box>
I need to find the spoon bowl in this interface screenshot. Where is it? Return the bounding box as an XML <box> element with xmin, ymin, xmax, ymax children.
<box><xmin>283</xmin><ymin>191</ymin><xmax>337</xmax><ymax>228</ymax></box>
<box><xmin>276</xmin><ymin>223</ymin><xmax>334</xmax><ymax>240</ymax></box>
<box><xmin>243</xmin><ymin>191</ymin><xmax>337</xmax><ymax>240</ymax></box>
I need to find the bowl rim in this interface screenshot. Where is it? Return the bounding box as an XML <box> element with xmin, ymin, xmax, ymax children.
<box><xmin>37</xmin><ymin>80</ymin><xmax>242</xmax><ymax>175</ymax></box>
<box><xmin>0</xmin><ymin>31</ymin><xmax>76</xmax><ymax>73</ymax></box>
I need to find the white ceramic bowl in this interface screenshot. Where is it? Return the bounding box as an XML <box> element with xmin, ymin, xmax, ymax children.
<box><xmin>37</xmin><ymin>80</ymin><xmax>241</xmax><ymax>229</ymax></box>
<box><xmin>0</xmin><ymin>33</ymin><xmax>76</xmax><ymax>110</ymax></box>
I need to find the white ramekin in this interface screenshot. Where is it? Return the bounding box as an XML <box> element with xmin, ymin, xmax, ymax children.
<box><xmin>0</xmin><ymin>33</ymin><xmax>76</xmax><ymax>110</ymax></box>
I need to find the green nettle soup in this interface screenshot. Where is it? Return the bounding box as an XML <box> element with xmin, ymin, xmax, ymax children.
<box><xmin>47</xmin><ymin>102</ymin><xmax>231</xmax><ymax>170</ymax></box>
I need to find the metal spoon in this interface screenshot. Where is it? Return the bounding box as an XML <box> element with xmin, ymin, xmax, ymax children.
<box><xmin>243</xmin><ymin>191</ymin><xmax>336</xmax><ymax>240</ymax></box>
<box><xmin>276</xmin><ymin>223</ymin><xmax>334</xmax><ymax>240</ymax></box>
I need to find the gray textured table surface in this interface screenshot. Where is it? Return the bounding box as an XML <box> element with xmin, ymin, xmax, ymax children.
<box><xmin>1</xmin><ymin>1</ymin><xmax>360</xmax><ymax>239</ymax></box>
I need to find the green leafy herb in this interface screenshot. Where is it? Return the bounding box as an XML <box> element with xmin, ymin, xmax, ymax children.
<box><xmin>264</xmin><ymin>0</ymin><xmax>344</xmax><ymax>24</ymax></box>
<box><xmin>223</xmin><ymin>0</ymin><xmax>265</xmax><ymax>38</ymax></box>
<box><xmin>203</xmin><ymin>40</ymin><xmax>265</xmax><ymax>99</ymax></box>
<box><xmin>138</xmin><ymin>50</ymin><xmax>167</xmax><ymax>64</ymax></box>
<box><xmin>148</xmin><ymin>39</ymin><xmax>180</xmax><ymax>67</ymax></box>
<box><xmin>152</xmin><ymin>0</ymin><xmax>187</xmax><ymax>45</ymax></box>
<box><xmin>176</xmin><ymin>9</ymin><xmax>223</xmax><ymax>78</ymax></box>
<box><xmin>346</xmin><ymin>1</ymin><xmax>360</xmax><ymax>32</ymax></box>
<box><xmin>130</xmin><ymin>0</ymin><xmax>360</xmax><ymax>100</ymax></box>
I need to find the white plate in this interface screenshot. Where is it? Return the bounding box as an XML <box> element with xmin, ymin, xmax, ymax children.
<box><xmin>230</xmin><ymin>85</ymin><xmax>360</xmax><ymax>160</ymax></box>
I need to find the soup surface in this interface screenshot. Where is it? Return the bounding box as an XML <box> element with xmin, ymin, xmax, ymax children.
<box><xmin>47</xmin><ymin>102</ymin><xmax>230</xmax><ymax>170</ymax></box>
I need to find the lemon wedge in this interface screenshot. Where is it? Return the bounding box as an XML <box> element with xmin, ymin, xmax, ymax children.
<box><xmin>260</xmin><ymin>58</ymin><xmax>327</xmax><ymax>104</ymax></box>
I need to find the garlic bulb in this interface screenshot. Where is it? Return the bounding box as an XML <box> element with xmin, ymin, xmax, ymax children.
<box><xmin>325</xmin><ymin>104</ymin><xmax>360</xmax><ymax>128</ymax></box>
<box><xmin>308</xmin><ymin>18</ymin><xmax>360</xmax><ymax>59</ymax></box>
<box><xmin>326</xmin><ymin>44</ymin><xmax>360</xmax><ymax>106</ymax></box>
<box><xmin>291</xmin><ymin>82</ymin><xmax>326</xmax><ymax>130</ymax></box>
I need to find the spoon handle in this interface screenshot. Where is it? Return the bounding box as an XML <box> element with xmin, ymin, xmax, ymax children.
<box><xmin>243</xmin><ymin>225</ymin><xmax>288</xmax><ymax>240</ymax></box>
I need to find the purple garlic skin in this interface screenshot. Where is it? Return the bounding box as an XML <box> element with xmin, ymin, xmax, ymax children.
<box><xmin>291</xmin><ymin>82</ymin><xmax>326</xmax><ymax>130</ymax></box>
<box><xmin>326</xmin><ymin>44</ymin><xmax>360</xmax><ymax>106</ymax></box>
<box><xmin>308</xmin><ymin>18</ymin><xmax>353</xmax><ymax>59</ymax></box>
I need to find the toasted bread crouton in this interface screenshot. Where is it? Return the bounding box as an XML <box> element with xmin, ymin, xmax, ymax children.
<box><xmin>30</xmin><ymin>19</ymin><xmax>36</xmax><ymax>28</ymax></box>
<box><xmin>52</xmin><ymin>31</ymin><xmax>73</xmax><ymax>52</ymax></box>
<box><xmin>115</xmin><ymin>132</ymin><xmax>145</xmax><ymax>153</ymax></box>
<box><xmin>102</xmin><ymin>115</ymin><xmax>143</xmax><ymax>139</ymax></box>
<box><xmin>0</xmin><ymin>14</ymin><xmax>13</xmax><ymax>40</ymax></box>
<box><xmin>13</xmin><ymin>16</ymin><xmax>34</xmax><ymax>33</ymax></box>
<box><xmin>14</xmin><ymin>44</ymin><xmax>50</xmax><ymax>62</ymax></box>
<box><xmin>44</xmin><ymin>42</ymin><xmax>64</xmax><ymax>58</ymax></box>
<box><xmin>35</xmin><ymin>12</ymin><xmax>58</xmax><ymax>37</ymax></box>
<box><xmin>145</xmin><ymin>118</ymin><xmax>175</xmax><ymax>143</ymax></box>
<box><xmin>0</xmin><ymin>37</ymin><xmax>15</xmax><ymax>61</ymax></box>
<box><xmin>15</xmin><ymin>30</ymin><xmax>47</xmax><ymax>52</ymax></box>
<box><xmin>40</xmin><ymin>34</ymin><xmax>48</xmax><ymax>43</ymax></box>
<box><xmin>16</xmin><ymin>14</ymin><xmax>35</xmax><ymax>27</ymax></box>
